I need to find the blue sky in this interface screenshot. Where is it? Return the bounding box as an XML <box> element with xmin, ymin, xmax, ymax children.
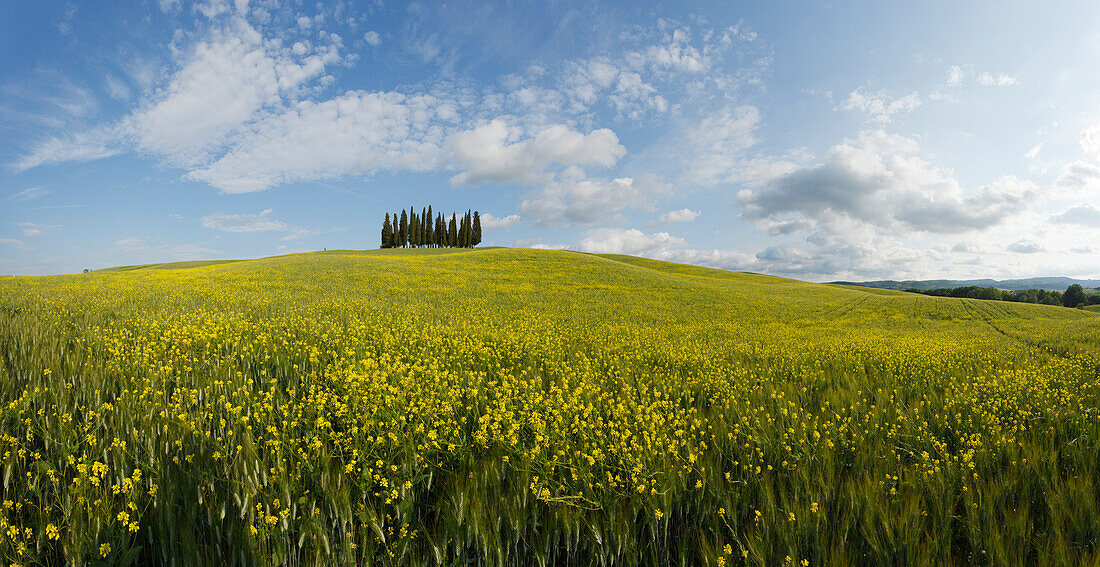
<box><xmin>3</xmin><ymin>0</ymin><xmax>1100</xmax><ymax>280</ymax></box>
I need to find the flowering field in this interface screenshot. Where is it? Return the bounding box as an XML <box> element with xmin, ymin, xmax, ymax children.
<box><xmin>1</xmin><ymin>248</ymin><xmax>1099</xmax><ymax>566</ymax></box>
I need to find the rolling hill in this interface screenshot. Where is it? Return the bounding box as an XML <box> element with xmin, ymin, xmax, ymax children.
<box><xmin>2</xmin><ymin>248</ymin><xmax>1099</xmax><ymax>565</ymax></box>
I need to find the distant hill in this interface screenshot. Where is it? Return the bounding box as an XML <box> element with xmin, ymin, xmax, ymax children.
<box><xmin>831</xmin><ymin>277</ymin><xmax>1100</xmax><ymax>292</ymax></box>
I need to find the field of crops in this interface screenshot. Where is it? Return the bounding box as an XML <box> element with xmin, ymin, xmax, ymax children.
<box><xmin>1</xmin><ymin>248</ymin><xmax>1099</xmax><ymax>566</ymax></box>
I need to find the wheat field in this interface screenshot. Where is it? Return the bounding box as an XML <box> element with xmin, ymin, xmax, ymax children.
<box><xmin>1</xmin><ymin>248</ymin><xmax>1099</xmax><ymax>566</ymax></box>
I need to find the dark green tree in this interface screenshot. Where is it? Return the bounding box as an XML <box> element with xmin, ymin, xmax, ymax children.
<box><xmin>472</xmin><ymin>211</ymin><xmax>481</xmax><ymax>246</ymax></box>
<box><xmin>463</xmin><ymin>211</ymin><xmax>472</xmax><ymax>247</ymax></box>
<box><xmin>425</xmin><ymin>206</ymin><xmax>434</xmax><ymax>247</ymax></box>
<box><xmin>399</xmin><ymin>210</ymin><xmax>408</xmax><ymax>248</ymax></box>
<box><xmin>449</xmin><ymin>214</ymin><xmax>458</xmax><ymax>247</ymax></box>
<box><xmin>381</xmin><ymin>213</ymin><xmax>393</xmax><ymax>248</ymax></box>
<box><xmin>1064</xmin><ymin>284</ymin><xmax>1087</xmax><ymax>307</ymax></box>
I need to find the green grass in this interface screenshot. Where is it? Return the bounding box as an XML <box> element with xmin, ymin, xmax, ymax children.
<box><xmin>1</xmin><ymin>248</ymin><xmax>1099</xmax><ymax>566</ymax></box>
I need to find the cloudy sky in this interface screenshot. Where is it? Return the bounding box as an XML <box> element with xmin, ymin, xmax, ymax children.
<box><xmin>3</xmin><ymin>1</ymin><xmax>1100</xmax><ymax>280</ymax></box>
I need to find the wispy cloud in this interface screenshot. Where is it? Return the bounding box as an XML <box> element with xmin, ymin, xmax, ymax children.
<box><xmin>6</xmin><ymin>187</ymin><xmax>50</xmax><ymax>201</ymax></box>
<box><xmin>201</xmin><ymin>209</ymin><xmax>330</xmax><ymax>241</ymax></box>
<box><xmin>14</xmin><ymin>222</ymin><xmax>61</xmax><ymax>237</ymax></box>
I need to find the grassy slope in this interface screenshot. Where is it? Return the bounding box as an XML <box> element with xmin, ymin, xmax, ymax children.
<box><xmin>3</xmin><ymin>248</ymin><xmax>1100</xmax><ymax>565</ymax></box>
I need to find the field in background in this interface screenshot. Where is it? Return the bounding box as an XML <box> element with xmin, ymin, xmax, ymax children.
<box><xmin>1</xmin><ymin>248</ymin><xmax>1099</xmax><ymax>565</ymax></box>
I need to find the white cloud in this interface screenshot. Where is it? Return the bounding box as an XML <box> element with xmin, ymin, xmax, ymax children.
<box><xmin>520</xmin><ymin>172</ymin><xmax>668</xmax><ymax>226</ymax></box>
<box><xmin>187</xmin><ymin>91</ymin><xmax>447</xmax><ymax>193</ymax></box>
<box><xmin>104</xmin><ymin>75</ymin><xmax>132</xmax><ymax>101</ymax></box>
<box><xmin>200</xmin><ymin>209</ymin><xmax>331</xmax><ymax>241</ymax></box>
<box><xmin>577</xmin><ymin>227</ymin><xmax>686</xmax><ymax>255</ymax></box>
<box><xmin>0</xmin><ymin>238</ymin><xmax>33</xmax><ymax>251</ymax></box>
<box><xmin>635</xmin><ymin>28</ymin><xmax>708</xmax><ymax>73</ymax></box>
<box><xmin>449</xmin><ymin>120</ymin><xmax>625</xmax><ymax>186</ymax></box>
<box><xmin>1080</xmin><ymin>126</ymin><xmax>1100</xmax><ymax>159</ymax></box>
<box><xmin>977</xmin><ymin>72</ymin><xmax>1018</xmax><ymax>86</ymax></box>
<box><xmin>201</xmin><ymin>209</ymin><xmax>287</xmax><ymax>232</ymax></box>
<box><xmin>13</xmin><ymin>129</ymin><xmax>120</xmax><ymax>172</ymax></box>
<box><xmin>363</xmin><ymin>31</ymin><xmax>381</xmax><ymax>46</ymax></box>
<box><xmin>1053</xmin><ymin>160</ymin><xmax>1100</xmax><ymax>194</ymax></box>
<box><xmin>1049</xmin><ymin>203</ymin><xmax>1100</xmax><ymax>227</ymax></box>
<box><xmin>6</xmin><ymin>187</ymin><xmax>50</xmax><ymax>201</ymax></box>
<box><xmin>737</xmin><ymin>130</ymin><xmax>1033</xmax><ymax>235</ymax></box>
<box><xmin>125</xmin><ymin>19</ymin><xmax>341</xmax><ymax>166</ymax></box>
<box><xmin>946</xmin><ymin>65</ymin><xmax>964</xmax><ymax>86</ymax></box>
<box><xmin>14</xmin><ymin>222</ymin><xmax>61</xmax><ymax>237</ymax></box>
<box><xmin>1007</xmin><ymin>239</ymin><xmax>1044</xmax><ymax>253</ymax></box>
<box><xmin>479</xmin><ymin>213</ymin><xmax>522</xmax><ymax>229</ymax></box>
<box><xmin>843</xmin><ymin>87</ymin><xmax>922</xmax><ymax>123</ymax></box>
<box><xmin>10</xmin><ymin>17</ymin><xmax>768</xmax><ymax>198</ymax></box>
<box><xmin>684</xmin><ymin>105</ymin><xmax>760</xmax><ymax>185</ymax></box>
<box><xmin>659</xmin><ymin>208</ymin><xmax>700</xmax><ymax>222</ymax></box>
<box><xmin>1024</xmin><ymin>143</ymin><xmax>1043</xmax><ymax>160</ymax></box>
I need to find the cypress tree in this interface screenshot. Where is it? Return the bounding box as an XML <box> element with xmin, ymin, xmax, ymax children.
<box><xmin>449</xmin><ymin>214</ymin><xmax>458</xmax><ymax>248</ymax></box>
<box><xmin>472</xmin><ymin>211</ymin><xmax>481</xmax><ymax>246</ymax></box>
<box><xmin>463</xmin><ymin>211</ymin><xmax>472</xmax><ymax>248</ymax></box>
<box><xmin>425</xmin><ymin>206</ymin><xmax>434</xmax><ymax>248</ymax></box>
<box><xmin>399</xmin><ymin>210</ymin><xmax>408</xmax><ymax>248</ymax></box>
<box><xmin>381</xmin><ymin>213</ymin><xmax>393</xmax><ymax>248</ymax></box>
<box><xmin>437</xmin><ymin>214</ymin><xmax>445</xmax><ymax>247</ymax></box>
<box><xmin>458</xmin><ymin>213</ymin><xmax>467</xmax><ymax>248</ymax></box>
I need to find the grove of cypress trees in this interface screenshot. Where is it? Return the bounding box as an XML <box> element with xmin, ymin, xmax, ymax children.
<box><xmin>379</xmin><ymin>207</ymin><xmax>486</xmax><ymax>249</ymax></box>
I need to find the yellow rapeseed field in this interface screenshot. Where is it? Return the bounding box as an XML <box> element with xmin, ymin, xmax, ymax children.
<box><xmin>1</xmin><ymin>248</ymin><xmax>1098</xmax><ymax>565</ymax></box>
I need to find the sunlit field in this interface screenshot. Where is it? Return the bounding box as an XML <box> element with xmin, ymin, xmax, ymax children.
<box><xmin>2</xmin><ymin>248</ymin><xmax>1099</xmax><ymax>566</ymax></box>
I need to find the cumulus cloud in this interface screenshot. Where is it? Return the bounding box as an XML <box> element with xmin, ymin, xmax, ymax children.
<box><xmin>946</xmin><ymin>65</ymin><xmax>964</xmax><ymax>86</ymax></box>
<box><xmin>1080</xmin><ymin>126</ymin><xmax>1100</xmax><ymax>159</ymax></box>
<box><xmin>520</xmin><ymin>172</ymin><xmax>668</xmax><ymax>226</ymax></box>
<box><xmin>449</xmin><ymin>120</ymin><xmax>625</xmax><ymax>186</ymax></box>
<box><xmin>1007</xmin><ymin>239</ymin><xmax>1044</xmax><ymax>253</ymax></box>
<box><xmin>576</xmin><ymin>227</ymin><xmax>685</xmax><ymax>255</ymax></box>
<box><xmin>1053</xmin><ymin>160</ymin><xmax>1100</xmax><ymax>193</ymax></box>
<box><xmin>187</xmin><ymin>91</ymin><xmax>448</xmax><ymax>193</ymax></box>
<box><xmin>736</xmin><ymin>130</ymin><xmax>1032</xmax><ymax>236</ymax></box>
<box><xmin>12</xmin><ymin>15</ymin><xmax>767</xmax><ymax>196</ymax></box>
<box><xmin>1049</xmin><ymin>203</ymin><xmax>1100</xmax><ymax>227</ymax></box>
<box><xmin>977</xmin><ymin>72</ymin><xmax>1018</xmax><ymax>86</ymax></box>
<box><xmin>479</xmin><ymin>213</ymin><xmax>522</xmax><ymax>229</ymax></box>
<box><xmin>659</xmin><ymin>208</ymin><xmax>700</xmax><ymax>222</ymax></box>
<box><xmin>842</xmin><ymin>87</ymin><xmax>921</xmax><ymax>123</ymax></box>
<box><xmin>125</xmin><ymin>18</ymin><xmax>342</xmax><ymax>166</ymax></box>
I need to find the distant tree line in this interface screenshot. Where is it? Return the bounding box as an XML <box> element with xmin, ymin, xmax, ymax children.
<box><xmin>381</xmin><ymin>207</ymin><xmax>481</xmax><ymax>248</ymax></box>
<box><xmin>904</xmin><ymin>284</ymin><xmax>1100</xmax><ymax>308</ymax></box>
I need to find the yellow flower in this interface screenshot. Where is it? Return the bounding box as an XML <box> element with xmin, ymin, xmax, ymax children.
<box><xmin>100</xmin><ymin>543</ymin><xmax>111</xmax><ymax>558</ymax></box>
